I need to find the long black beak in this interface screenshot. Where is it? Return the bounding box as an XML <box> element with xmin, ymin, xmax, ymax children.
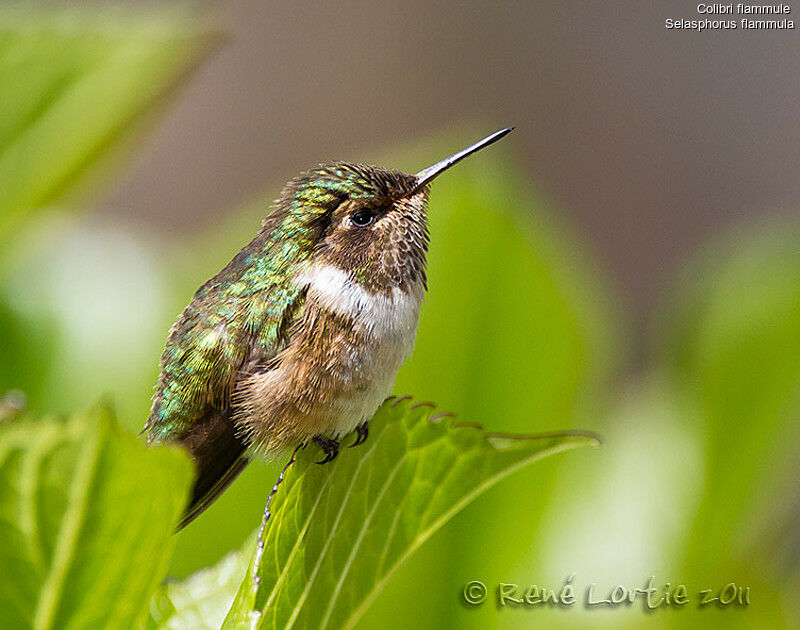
<box><xmin>406</xmin><ymin>127</ymin><xmax>514</xmax><ymax>195</ymax></box>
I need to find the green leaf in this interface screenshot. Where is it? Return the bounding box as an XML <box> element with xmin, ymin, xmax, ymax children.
<box><xmin>143</xmin><ymin>547</ymin><xmax>250</xmax><ymax>630</ymax></box>
<box><xmin>654</xmin><ymin>219</ymin><xmax>800</xmax><ymax>628</ymax></box>
<box><xmin>0</xmin><ymin>400</ymin><xmax>192</xmax><ymax>630</ymax></box>
<box><xmin>0</xmin><ymin>301</ymin><xmax>56</xmax><ymax>405</ymax></box>
<box><xmin>222</xmin><ymin>397</ymin><xmax>599</xmax><ymax>630</ymax></box>
<box><xmin>660</xmin><ymin>220</ymin><xmax>800</xmax><ymax>552</ymax></box>
<box><xmin>0</xmin><ymin>4</ymin><xmax>213</xmax><ymax>243</ymax></box>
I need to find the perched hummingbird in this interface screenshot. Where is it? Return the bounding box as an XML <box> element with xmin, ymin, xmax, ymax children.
<box><xmin>144</xmin><ymin>128</ymin><xmax>513</xmax><ymax>528</ymax></box>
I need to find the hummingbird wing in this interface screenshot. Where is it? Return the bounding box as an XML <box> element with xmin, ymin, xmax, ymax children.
<box><xmin>174</xmin><ymin>408</ymin><xmax>250</xmax><ymax>529</ymax></box>
<box><xmin>144</xmin><ymin>222</ymin><xmax>308</xmax><ymax>528</ymax></box>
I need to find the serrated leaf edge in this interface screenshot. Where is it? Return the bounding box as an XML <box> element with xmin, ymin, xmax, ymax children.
<box><xmin>342</xmin><ymin>419</ymin><xmax>594</xmax><ymax>630</ymax></box>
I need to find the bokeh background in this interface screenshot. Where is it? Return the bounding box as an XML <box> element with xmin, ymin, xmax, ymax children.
<box><xmin>2</xmin><ymin>2</ymin><xmax>799</xmax><ymax>628</ymax></box>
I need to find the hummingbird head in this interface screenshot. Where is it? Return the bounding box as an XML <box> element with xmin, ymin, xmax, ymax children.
<box><xmin>272</xmin><ymin>128</ymin><xmax>514</xmax><ymax>296</ymax></box>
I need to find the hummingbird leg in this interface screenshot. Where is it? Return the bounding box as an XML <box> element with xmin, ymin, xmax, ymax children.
<box><xmin>313</xmin><ymin>435</ymin><xmax>340</xmax><ymax>465</ymax></box>
<box><xmin>350</xmin><ymin>421</ymin><xmax>369</xmax><ymax>448</ymax></box>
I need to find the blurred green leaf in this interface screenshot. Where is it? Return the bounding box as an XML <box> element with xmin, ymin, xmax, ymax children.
<box><xmin>0</xmin><ymin>400</ymin><xmax>192</xmax><ymax>629</ymax></box>
<box><xmin>144</xmin><ymin>548</ymin><xmax>249</xmax><ymax>630</ymax></box>
<box><xmin>0</xmin><ymin>301</ymin><xmax>56</xmax><ymax>404</ymax></box>
<box><xmin>222</xmin><ymin>397</ymin><xmax>598</xmax><ymax>630</ymax></box>
<box><xmin>0</xmin><ymin>4</ymin><xmax>213</xmax><ymax>243</ymax></box>
<box><xmin>657</xmin><ymin>219</ymin><xmax>800</xmax><ymax>627</ymax></box>
<box><xmin>662</xmin><ymin>221</ymin><xmax>800</xmax><ymax>546</ymax></box>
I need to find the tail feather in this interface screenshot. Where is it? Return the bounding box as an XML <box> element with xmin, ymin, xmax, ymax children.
<box><xmin>176</xmin><ymin>408</ymin><xmax>250</xmax><ymax>530</ymax></box>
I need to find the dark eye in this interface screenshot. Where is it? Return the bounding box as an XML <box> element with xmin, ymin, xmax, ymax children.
<box><xmin>350</xmin><ymin>208</ymin><xmax>375</xmax><ymax>227</ymax></box>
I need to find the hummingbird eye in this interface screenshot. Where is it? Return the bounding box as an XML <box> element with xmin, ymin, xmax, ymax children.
<box><xmin>350</xmin><ymin>208</ymin><xmax>375</xmax><ymax>227</ymax></box>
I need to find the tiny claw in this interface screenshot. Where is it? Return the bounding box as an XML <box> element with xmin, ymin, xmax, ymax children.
<box><xmin>313</xmin><ymin>435</ymin><xmax>340</xmax><ymax>465</ymax></box>
<box><xmin>350</xmin><ymin>421</ymin><xmax>369</xmax><ymax>448</ymax></box>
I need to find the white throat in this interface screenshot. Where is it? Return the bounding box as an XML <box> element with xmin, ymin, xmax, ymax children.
<box><xmin>293</xmin><ymin>262</ymin><xmax>422</xmax><ymax>338</ymax></box>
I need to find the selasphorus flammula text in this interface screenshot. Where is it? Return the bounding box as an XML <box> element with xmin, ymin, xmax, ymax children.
<box><xmin>143</xmin><ymin>128</ymin><xmax>514</xmax><ymax>527</ymax></box>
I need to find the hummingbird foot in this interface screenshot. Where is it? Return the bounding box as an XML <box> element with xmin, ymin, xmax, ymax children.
<box><xmin>350</xmin><ymin>421</ymin><xmax>369</xmax><ymax>448</ymax></box>
<box><xmin>313</xmin><ymin>435</ymin><xmax>340</xmax><ymax>464</ymax></box>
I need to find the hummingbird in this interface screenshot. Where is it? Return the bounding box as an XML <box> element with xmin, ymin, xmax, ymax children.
<box><xmin>143</xmin><ymin>128</ymin><xmax>514</xmax><ymax>528</ymax></box>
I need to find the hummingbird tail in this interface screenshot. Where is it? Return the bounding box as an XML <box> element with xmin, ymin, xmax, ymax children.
<box><xmin>175</xmin><ymin>408</ymin><xmax>250</xmax><ymax>530</ymax></box>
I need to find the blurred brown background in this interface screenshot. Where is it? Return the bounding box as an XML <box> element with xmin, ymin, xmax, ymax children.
<box><xmin>103</xmin><ymin>0</ymin><xmax>800</xmax><ymax>320</ymax></box>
